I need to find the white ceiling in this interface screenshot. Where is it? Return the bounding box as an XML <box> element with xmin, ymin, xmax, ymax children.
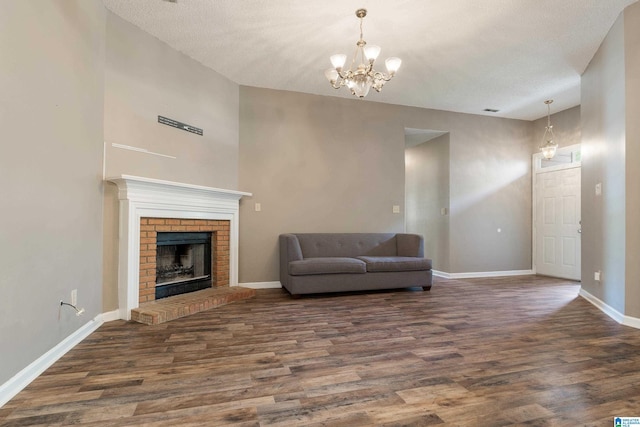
<box><xmin>103</xmin><ymin>0</ymin><xmax>637</xmax><ymax>121</ymax></box>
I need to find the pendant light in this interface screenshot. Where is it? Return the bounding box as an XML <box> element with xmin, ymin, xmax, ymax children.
<box><xmin>540</xmin><ymin>100</ymin><xmax>558</xmax><ymax>160</ymax></box>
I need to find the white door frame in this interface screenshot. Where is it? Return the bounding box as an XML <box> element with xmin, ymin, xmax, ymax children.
<box><xmin>532</xmin><ymin>144</ymin><xmax>581</xmax><ymax>276</ymax></box>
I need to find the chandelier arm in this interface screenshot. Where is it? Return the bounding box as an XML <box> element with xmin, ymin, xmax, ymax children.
<box><xmin>371</xmin><ymin>71</ymin><xmax>392</xmax><ymax>82</ymax></box>
<box><xmin>365</xmin><ymin>62</ymin><xmax>375</xmax><ymax>75</ymax></box>
<box><xmin>337</xmin><ymin>69</ymin><xmax>351</xmax><ymax>80</ymax></box>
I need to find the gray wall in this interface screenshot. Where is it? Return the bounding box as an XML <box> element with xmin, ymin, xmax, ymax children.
<box><xmin>581</xmin><ymin>12</ymin><xmax>627</xmax><ymax>313</ymax></box>
<box><xmin>581</xmin><ymin>1</ymin><xmax>640</xmax><ymax>318</ymax></box>
<box><xmin>238</xmin><ymin>88</ymin><xmax>406</xmax><ymax>283</ymax></box>
<box><xmin>239</xmin><ymin>87</ymin><xmax>533</xmax><ymax>282</ymax></box>
<box><xmin>531</xmin><ymin>106</ymin><xmax>581</xmax><ymax>151</ymax></box>
<box><xmin>405</xmin><ymin>134</ymin><xmax>451</xmax><ymax>272</ymax></box>
<box><xmin>103</xmin><ymin>11</ymin><xmax>239</xmax><ymax>188</ymax></box>
<box><xmin>0</xmin><ymin>1</ymin><xmax>105</xmax><ymax>384</ymax></box>
<box><xmin>102</xmin><ymin>12</ymin><xmax>241</xmax><ymax>311</ymax></box>
<box><xmin>624</xmin><ymin>2</ymin><xmax>640</xmax><ymax>319</ymax></box>
<box><xmin>446</xmin><ymin>116</ymin><xmax>532</xmax><ymax>273</ymax></box>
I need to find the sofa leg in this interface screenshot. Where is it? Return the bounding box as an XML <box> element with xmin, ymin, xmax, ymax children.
<box><xmin>422</xmin><ymin>286</ymin><xmax>432</xmax><ymax>291</ymax></box>
<box><xmin>291</xmin><ymin>294</ymin><xmax>302</xmax><ymax>299</ymax></box>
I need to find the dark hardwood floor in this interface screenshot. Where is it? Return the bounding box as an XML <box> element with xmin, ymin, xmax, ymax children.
<box><xmin>3</xmin><ymin>276</ymin><xmax>640</xmax><ymax>426</ymax></box>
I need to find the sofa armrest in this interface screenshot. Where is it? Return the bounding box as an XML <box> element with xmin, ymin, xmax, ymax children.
<box><xmin>279</xmin><ymin>234</ymin><xmax>304</xmax><ymax>287</ymax></box>
<box><xmin>396</xmin><ymin>233</ymin><xmax>424</xmax><ymax>257</ymax></box>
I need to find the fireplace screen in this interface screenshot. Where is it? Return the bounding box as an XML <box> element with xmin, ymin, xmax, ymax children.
<box><xmin>155</xmin><ymin>232</ymin><xmax>212</xmax><ymax>299</ymax></box>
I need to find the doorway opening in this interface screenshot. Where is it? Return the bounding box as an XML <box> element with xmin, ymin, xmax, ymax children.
<box><xmin>404</xmin><ymin>128</ymin><xmax>450</xmax><ymax>274</ymax></box>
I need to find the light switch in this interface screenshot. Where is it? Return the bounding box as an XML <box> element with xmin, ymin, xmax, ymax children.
<box><xmin>440</xmin><ymin>207</ymin><xmax>447</xmax><ymax>216</ymax></box>
<box><xmin>255</xmin><ymin>202</ymin><xmax>261</xmax><ymax>212</ymax></box>
<box><xmin>595</xmin><ymin>183</ymin><xmax>602</xmax><ymax>196</ymax></box>
<box><xmin>392</xmin><ymin>205</ymin><xmax>401</xmax><ymax>214</ymax></box>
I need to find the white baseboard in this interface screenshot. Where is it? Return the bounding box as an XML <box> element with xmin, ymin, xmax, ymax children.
<box><xmin>237</xmin><ymin>281</ymin><xmax>282</xmax><ymax>289</ymax></box>
<box><xmin>432</xmin><ymin>270</ymin><xmax>451</xmax><ymax>279</ymax></box>
<box><xmin>101</xmin><ymin>309</ymin><xmax>121</xmax><ymax>322</ymax></box>
<box><xmin>433</xmin><ymin>269</ymin><xmax>534</xmax><ymax>279</ymax></box>
<box><xmin>0</xmin><ymin>314</ymin><xmax>104</xmax><ymax>408</ymax></box>
<box><xmin>624</xmin><ymin>315</ymin><xmax>640</xmax><ymax>329</ymax></box>
<box><xmin>579</xmin><ymin>288</ymin><xmax>640</xmax><ymax>329</ymax></box>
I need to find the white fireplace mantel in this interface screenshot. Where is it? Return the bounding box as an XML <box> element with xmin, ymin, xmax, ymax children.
<box><xmin>107</xmin><ymin>175</ymin><xmax>251</xmax><ymax>320</ymax></box>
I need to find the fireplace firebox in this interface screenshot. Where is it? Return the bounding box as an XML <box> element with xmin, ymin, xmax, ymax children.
<box><xmin>155</xmin><ymin>232</ymin><xmax>212</xmax><ymax>299</ymax></box>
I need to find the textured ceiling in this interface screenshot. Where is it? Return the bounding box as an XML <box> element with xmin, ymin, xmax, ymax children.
<box><xmin>103</xmin><ymin>0</ymin><xmax>637</xmax><ymax>121</ymax></box>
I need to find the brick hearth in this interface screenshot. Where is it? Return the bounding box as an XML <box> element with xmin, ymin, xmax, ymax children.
<box><xmin>130</xmin><ymin>286</ymin><xmax>256</xmax><ymax>325</ymax></box>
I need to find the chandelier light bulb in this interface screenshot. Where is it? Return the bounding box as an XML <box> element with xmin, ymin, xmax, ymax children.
<box><xmin>325</xmin><ymin>68</ymin><xmax>339</xmax><ymax>83</ymax></box>
<box><xmin>385</xmin><ymin>57</ymin><xmax>402</xmax><ymax>75</ymax></box>
<box><xmin>364</xmin><ymin>45</ymin><xmax>381</xmax><ymax>62</ymax></box>
<box><xmin>330</xmin><ymin>54</ymin><xmax>347</xmax><ymax>70</ymax></box>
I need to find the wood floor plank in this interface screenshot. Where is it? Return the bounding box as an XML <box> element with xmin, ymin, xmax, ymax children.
<box><xmin>3</xmin><ymin>276</ymin><xmax>640</xmax><ymax>425</ymax></box>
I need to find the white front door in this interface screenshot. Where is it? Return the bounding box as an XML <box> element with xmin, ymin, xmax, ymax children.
<box><xmin>535</xmin><ymin>167</ymin><xmax>581</xmax><ymax>280</ymax></box>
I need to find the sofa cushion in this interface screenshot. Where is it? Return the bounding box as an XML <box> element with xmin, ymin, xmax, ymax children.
<box><xmin>356</xmin><ymin>256</ymin><xmax>432</xmax><ymax>272</ymax></box>
<box><xmin>295</xmin><ymin>233</ymin><xmax>398</xmax><ymax>258</ymax></box>
<box><xmin>289</xmin><ymin>257</ymin><xmax>367</xmax><ymax>276</ymax></box>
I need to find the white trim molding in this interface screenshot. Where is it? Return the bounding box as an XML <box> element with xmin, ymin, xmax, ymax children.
<box><xmin>100</xmin><ymin>309</ymin><xmax>121</xmax><ymax>323</ymax></box>
<box><xmin>432</xmin><ymin>270</ymin><xmax>452</xmax><ymax>279</ymax></box>
<box><xmin>0</xmin><ymin>315</ymin><xmax>104</xmax><ymax>408</ymax></box>
<box><xmin>239</xmin><ymin>281</ymin><xmax>282</xmax><ymax>289</ymax></box>
<box><xmin>579</xmin><ymin>288</ymin><xmax>640</xmax><ymax>329</ymax></box>
<box><xmin>433</xmin><ymin>269</ymin><xmax>534</xmax><ymax>279</ymax></box>
<box><xmin>107</xmin><ymin>175</ymin><xmax>251</xmax><ymax>320</ymax></box>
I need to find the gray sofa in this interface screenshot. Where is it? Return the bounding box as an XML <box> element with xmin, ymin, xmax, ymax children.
<box><xmin>279</xmin><ymin>233</ymin><xmax>432</xmax><ymax>296</ymax></box>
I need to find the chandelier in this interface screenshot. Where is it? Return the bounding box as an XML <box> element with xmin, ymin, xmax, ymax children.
<box><xmin>540</xmin><ymin>100</ymin><xmax>558</xmax><ymax>160</ymax></box>
<box><xmin>324</xmin><ymin>9</ymin><xmax>401</xmax><ymax>98</ymax></box>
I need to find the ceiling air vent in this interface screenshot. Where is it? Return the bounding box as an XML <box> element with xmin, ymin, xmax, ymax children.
<box><xmin>483</xmin><ymin>108</ymin><xmax>500</xmax><ymax>113</ymax></box>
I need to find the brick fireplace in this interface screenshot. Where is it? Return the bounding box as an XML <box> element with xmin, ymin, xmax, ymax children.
<box><xmin>108</xmin><ymin>175</ymin><xmax>250</xmax><ymax>320</ymax></box>
<box><xmin>139</xmin><ymin>218</ymin><xmax>230</xmax><ymax>303</ymax></box>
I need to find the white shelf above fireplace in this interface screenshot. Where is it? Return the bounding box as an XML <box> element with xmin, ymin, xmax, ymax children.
<box><xmin>107</xmin><ymin>175</ymin><xmax>251</xmax><ymax>320</ymax></box>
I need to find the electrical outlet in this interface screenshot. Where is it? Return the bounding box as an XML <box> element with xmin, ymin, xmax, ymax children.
<box><xmin>71</xmin><ymin>289</ymin><xmax>77</xmax><ymax>306</ymax></box>
<box><xmin>255</xmin><ymin>202</ymin><xmax>261</xmax><ymax>212</ymax></box>
<box><xmin>392</xmin><ymin>205</ymin><xmax>401</xmax><ymax>214</ymax></box>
